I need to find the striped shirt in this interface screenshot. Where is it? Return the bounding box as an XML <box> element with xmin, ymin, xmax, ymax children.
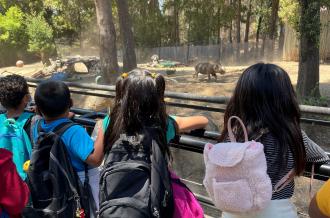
<box><xmin>258</xmin><ymin>130</ymin><xmax>329</xmax><ymax>200</ymax></box>
<box><xmin>259</xmin><ymin>132</ymin><xmax>295</xmax><ymax>200</ymax></box>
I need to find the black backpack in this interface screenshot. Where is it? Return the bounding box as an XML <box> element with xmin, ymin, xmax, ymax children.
<box><xmin>99</xmin><ymin>127</ymin><xmax>174</xmax><ymax>218</ymax></box>
<box><xmin>27</xmin><ymin>121</ymin><xmax>90</xmax><ymax>218</ymax></box>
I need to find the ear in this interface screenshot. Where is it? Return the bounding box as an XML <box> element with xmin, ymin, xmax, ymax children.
<box><xmin>214</xmin><ymin>64</ymin><xmax>219</xmax><ymax>71</ymax></box>
<box><xmin>22</xmin><ymin>94</ymin><xmax>31</xmax><ymax>106</ymax></box>
<box><xmin>35</xmin><ymin>106</ymin><xmax>41</xmax><ymax>115</ymax></box>
<box><xmin>69</xmin><ymin>98</ymin><xmax>73</xmax><ymax>108</ymax></box>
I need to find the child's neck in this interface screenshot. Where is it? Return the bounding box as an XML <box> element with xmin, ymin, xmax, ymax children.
<box><xmin>6</xmin><ymin>108</ymin><xmax>25</xmax><ymax>118</ymax></box>
<box><xmin>44</xmin><ymin>114</ymin><xmax>68</xmax><ymax>124</ymax></box>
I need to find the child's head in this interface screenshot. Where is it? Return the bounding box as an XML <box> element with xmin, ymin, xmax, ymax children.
<box><xmin>0</xmin><ymin>75</ymin><xmax>30</xmax><ymax>110</ymax></box>
<box><xmin>34</xmin><ymin>80</ymin><xmax>72</xmax><ymax>119</ymax></box>
<box><xmin>221</xmin><ymin>63</ymin><xmax>306</xmax><ymax>174</ymax></box>
<box><xmin>104</xmin><ymin>69</ymin><xmax>168</xmax><ymax>153</ymax></box>
<box><xmin>225</xmin><ymin>63</ymin><xmax>300</xmax><ymax>124</ymax></box>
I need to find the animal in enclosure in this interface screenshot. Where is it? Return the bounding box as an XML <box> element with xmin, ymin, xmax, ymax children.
<box><xmin>194</xmin><ymin>63</ymin><xmax>226</xmax><ymax>81</ymax></box>
<box><xmin>150</xmin><ymin>54</ymin><xmax>160</xmax><ymax>67</ymax></box>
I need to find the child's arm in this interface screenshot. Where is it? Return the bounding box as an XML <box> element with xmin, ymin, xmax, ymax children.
<box><xmin>309</xmin><ymin>179</ymin><xmax>330</xmax><ymax>218</ymax></box>
<box><xmin>174</xmin><ymin>116</ymin><xmax>209</xmax><ymax>133</ymax></box>
<box><xmin>85</xmin><ymin>122</ymin><xmax>104</xmax><ymax>166</ymax></box>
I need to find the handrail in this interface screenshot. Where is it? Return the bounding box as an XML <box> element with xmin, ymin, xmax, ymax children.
<box><xmin>24</xmin><ymin>77</ymin><xmax>330</xmax><ymax>116</ymax></box>
<box><xmin>70</xmin><ymin>114</ymin><xmax>330</xmax><ymax>181</ymax></box>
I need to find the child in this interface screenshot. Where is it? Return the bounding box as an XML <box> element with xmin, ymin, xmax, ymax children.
<box><xmin>309</xmin><ymin>179</ymin><xmax>330</xmax><ymax>218</ymax></box>
<box><xmin>0</xmin><ymin>148</ymin><xmax>30</xmax><ymax>218</ymax></box>
<box><xmin>0</xmin><ymin>75</ymin><xmax>33</xmax><ymax>180</ymax></box>
<box><xmin>100</xmin><ymin>69</ymin><xmax>209</xmax><ymax>144</ymax></box>
<box><xmin>99</xmin><ymin>69</ymin><xmax>206</xmax><ymax>217</ymax></box>
<box><xmin>32</xmin><ymin>80</ymin><xmax>103</xmax><ymax>212</ymax></box>
<box><xmin>217</xmin><ymin>63</ymin><xmax>327</xmax><ymax>218</ymax></box>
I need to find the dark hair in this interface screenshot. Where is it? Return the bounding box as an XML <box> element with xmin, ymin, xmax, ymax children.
<box><xmin>220</xmin><ymin>63</ymin><xmax>306</xmax><ymax>175</ymax></box>
<box><xmin>34</xmin><ymin>80</ymin><xmax>72</xmax><ymax>118</ymax></box>
<box><xmin>104</xmin><ymin>69</ymin><xmax>170</xmax><ymax>157</ymax></box>
<box><xmin>0</xmin><ymin>75</ymin><xmax>29</xmax><ymax>109</ymax></box>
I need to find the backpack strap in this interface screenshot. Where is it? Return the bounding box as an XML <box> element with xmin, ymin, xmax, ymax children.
<box><xmin>16</xmin><ymin>112</ymin><xmax>34</xmax><ymax>126</ymax></box>
<box><xmin>37</xmin><ymin>120</ymin><xmax>76</xmax><ymax>136</ymax></box>
<box><xmin>52</xmin><ymin>121</ymin><xmax>76</xmax><ymax>136</ymax></box>
<box><xmin>252</xmin><ymin>128</ymin><xmax>269</xmax><ymax>141</ymax></box>
<box><xmin>273</xmin><ymin>169</ymin><xmax>295</xmax><ymax>193</ymax></box>
<box><xmin>84</xmin><ymin>164</ymin><xmax>98</xmax><ymax>215</ymax></box>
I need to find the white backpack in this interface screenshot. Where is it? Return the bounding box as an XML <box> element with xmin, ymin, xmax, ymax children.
<box><xmin>203</xmin><ymin>116</ymin><xmax>294</xmax><ymax>213</ymax></box>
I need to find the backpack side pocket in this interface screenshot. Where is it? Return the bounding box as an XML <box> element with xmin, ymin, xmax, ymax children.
<box><xmin>212</xmin><ymin>178</ymin><xmax>253</xmax><ymax>213</ymax></box>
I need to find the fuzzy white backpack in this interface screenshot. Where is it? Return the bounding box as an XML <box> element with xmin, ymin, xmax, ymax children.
<box><xmin>203</xmin><ymin>116</ymin><xmax>294</xmax><ymax>214</ymax></box>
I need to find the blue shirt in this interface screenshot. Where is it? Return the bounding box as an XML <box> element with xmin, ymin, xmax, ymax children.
<box><xmin>102</xmin><ymin>115</ymin><xmax>177</xmax><ymax>143</ymax></box>
<box><xmin>32</xmin><ymin>118</ymin><xmax>94</xmax><ymax>172</ymax></box>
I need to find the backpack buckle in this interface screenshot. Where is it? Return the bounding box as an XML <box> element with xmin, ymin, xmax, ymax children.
<box><xmin>152</xmin><ymin>207</ymin><xmax>160</xmax><ymax>218</ymax></box>
<box><xmin>162</xmin><ymin>190</ymin><xmax>169</xmax><ymax>207</ymax></box>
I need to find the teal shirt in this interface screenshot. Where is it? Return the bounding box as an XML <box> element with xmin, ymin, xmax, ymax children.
<box><xmin>102</xmin><ymin>115</ymin><xmax>177</xmax><ymax>143</ymax></box>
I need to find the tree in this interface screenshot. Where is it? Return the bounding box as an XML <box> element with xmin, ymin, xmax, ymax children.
<box><xmin>297</xmin><ymin>0</ymin><xmax>320</xmax><ymax>99</ymax></box>
<box><xmin>266</xmin><ymin>0</ymin><xmax>280</xmax><ymax>61</ymax></box>
<box><xmin>44</xmin><ymin>0</ymin><xmax>95</xmax><ymax>46</ymax></box>
<box><xmin>26</xmin><ymin>14</ymin><xmax>56</xmax><ymax>65</ymax></box>
<box><xmin>235</xmin><ymin>0</ymin><xmax>241</xmax><ymax>62</ymax></box>
<box><xmin>94</xmin><ymin>0</ymin><xmax>119</xmax><ymax>83</ymax></box>
<box><xmin>116</xmin><ymin>0</ymin><xmax>137</xmax><ymax>72</ymax></box>
<box><xmin>0</xmin><ymin>6</ymin><xmax>28</xmax><ymax>58</ymax></box>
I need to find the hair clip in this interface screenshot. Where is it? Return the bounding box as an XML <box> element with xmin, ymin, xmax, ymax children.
<box><xmin>151</xmin><ymin>72</ymin><xmax>157</xmax><ymax>78</ymax></box>
<box><xmin>121</xmin><ymin>73</ymin><xmax>128</xmax><ymax>78</ymax></box>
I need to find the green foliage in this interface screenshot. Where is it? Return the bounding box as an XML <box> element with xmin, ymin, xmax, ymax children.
<box><xmin>128</xmin><ymin>0</ymin><xmax>164</xmax><ymax>47</ymax></box>
<box><xmin>302</xmin><ymin>96</ymin><xmax>329</xmax><ymax>107</ymax></box>
<box><xmin>0</xmin><ymin>6</ymin><xmax>27</xmax><ymax>47</ymax></box>
<box><xmin>279</xmin><ymin>0</ymin><xmax>299</xmax><ymax>30</ymax></box>
<box><xmin>298</xmin><ymin>1</ymin><xmax>320</xmax><ymax>45</ymax></box>
<box><xmin>25</xmin><ymin>14</ymin><xmax>55</xmax><ymax>54</ymax></box>
<box><xmin>43</xmin><ymin>0</ymin><xmax>95</xmax><ymax>43</ymax></box>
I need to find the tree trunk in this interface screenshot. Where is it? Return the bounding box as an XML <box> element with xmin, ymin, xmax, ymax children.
<box><xmin>228</xmin><ymin>0</ymin><xmax>233</xmax><ymax>43</ymax></box>
<box><xmin>116</xmin><ymin>0</ymin><xmax>137</xmax><ymax>72</ymax></box>
<box><xmin>244</xmin><ymin>0</ymin><xmax>252</xmax><ymax>43</ymax></box>
<box><xmin>235</xmin><ymin>0</ymin><xmax>241</xmax><ymax>62</ymax></box>
<box><xmin>256</xmin><ymin>16</ymin><xmax>262</xmax><ymax>46</ymax></box>
<box><xmin>255</xmin><ymin>16</ymin><xmax>263</xmax><ymax>59</ymax></box>
<box><xmin>278</xmin><ymin>20</ymin><xmax>285</xmax><ymax>60</ymax></box>
<box><xmin>244</xmin><ymin>0</ymin><xmax>252</xmax><ymax>62</ymax></box>
<box><xmin>229</xmin><ymin>23</ymin><xmax>233</xmax><ymax>43</ymax></box>
<box><xmin>94</xmin><ymin>0</ymin><xmax>119</xmax><ymax>84</ymax></box>
<box><xmin>297</xmin><ymin>0</ymin><xmax>320</xmax><ymax>99</ymax></box>
<box><xmin>266</xmin><ymin>0</ymin><xmax>279</xmax><ymax>61</ymax></box>
<box><xmin>235</xmin><ymin>0</ymin><xmax>241</xmax><ymax>43</ymax></box>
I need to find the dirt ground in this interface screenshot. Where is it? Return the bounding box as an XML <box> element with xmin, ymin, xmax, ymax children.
<box><xmin>1</xmin><ymin>60</ymin><xmax>329</xmax><ymax>217</ymax></box>
<box><xmin>3</xmin><ymin>60</ymin><xmax>330</xmax><ymax>103</ymax></box>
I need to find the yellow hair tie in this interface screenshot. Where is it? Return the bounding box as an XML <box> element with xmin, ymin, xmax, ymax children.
<box><xmin>151</xmin><ymin>72</ymin><xmax>157</xmax><ymax>78</ymax></box>
<box><xmin>121</xmin><ymin>73</ymin><xmax>128</xmax><ymax>78</ymax></box>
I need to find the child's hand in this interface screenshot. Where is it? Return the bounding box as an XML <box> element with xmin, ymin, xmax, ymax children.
<box><xmin>26</xmin><ymin>105</ymin><xmax>36</xmax><ymax>113</ymax></box>
<box><xmin>68</xmin><ymin>112</ymin><xmax>75</xmax><ymax>119</ymax></box>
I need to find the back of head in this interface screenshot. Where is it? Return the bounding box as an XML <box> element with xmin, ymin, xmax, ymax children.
<box><xmin>0</xmin><ymin>75</ymin><xmax>28</xmax><ymax>109</ymax></box>
<box><xmin>221</xmin><ymin>63</ymin><xmax>306</xmax><ymax>174</ymax></box>
<box><xmin>104</xmin><ymin>69</ymin><xmax>168</xmax><ymax>155</ymax></box>
<box><xmin>34</xmin><ymin>80</ymin><xmax>71</xmax><ymax>118</ymax></box>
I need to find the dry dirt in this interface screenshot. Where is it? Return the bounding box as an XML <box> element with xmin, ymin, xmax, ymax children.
<box><xmin>1</xmin><ymin>61</ymin><xmax>329</xmax><ymax>217</ymax></box>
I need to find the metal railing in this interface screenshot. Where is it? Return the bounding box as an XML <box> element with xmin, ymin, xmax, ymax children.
<box><xmin>25</xmin><ymin>77</ymin><xmax>330</xmax><ymax>116</ymax></box>
<box><xmin>69</xmin><ymin>108</ymin><xmax>330</xmax><ymax>209</ymax></box>
<box><xmin>25</xmin><ymin>78</ymin><xmax>330</xmax><ymax>210</ymax></box>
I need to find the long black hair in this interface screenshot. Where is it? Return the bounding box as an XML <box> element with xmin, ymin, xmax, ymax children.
<box><xmin>104</xmin><ymin>69</ymin><xmax>170</xmax><ymax>157</ymax></box>
<box><xmin>220</xmin><ymin>63</ymin><xmax>306</xmax><ymax>175</ymax></box>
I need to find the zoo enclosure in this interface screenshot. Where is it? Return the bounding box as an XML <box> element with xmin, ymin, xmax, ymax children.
<box><xmin>24</xmin><ymin>78</ymin><xmax>330</xmax><ymax>213</ymax></box>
